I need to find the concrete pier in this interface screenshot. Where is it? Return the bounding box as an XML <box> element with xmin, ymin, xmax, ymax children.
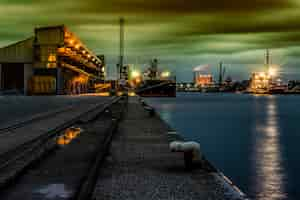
<box><xmin>0</xmin><ymin>95</ymin><xmax>248</xmax><ymax>199</ymax></box>
<box><xmin>92</xmin><ymin>97</ymin><xmax>247</xmax><ymax>200</ymax></box>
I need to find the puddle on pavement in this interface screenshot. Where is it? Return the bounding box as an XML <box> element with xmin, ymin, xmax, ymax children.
<box><xmin>57</xmin><ymin>127</ymin><xmax>83</xmax><ymax>146</ymax></box>
<box><xmin>34</xmin><ymin>184</ymin><xmax>73</xmax><ymax>199</ymax></box>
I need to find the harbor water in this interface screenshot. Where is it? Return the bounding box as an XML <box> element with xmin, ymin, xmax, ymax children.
<box><xmin>146</xmin><ymin>93</ymin><xmax>300</xmax><ymax>200</ymax></box>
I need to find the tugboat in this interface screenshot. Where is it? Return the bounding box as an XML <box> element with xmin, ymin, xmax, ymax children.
<box><xmin>136</xmin><ymin>59</ymin><xmax>176</xmax><ymax>97</ymax></box>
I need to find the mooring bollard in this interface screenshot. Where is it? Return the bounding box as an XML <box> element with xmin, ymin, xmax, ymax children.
<box><xmin>144</xmin><ymin>106</ymin><xmax>155</xmax><ymax>116</ymax></box>
<box><xmin>169</xmin><ymin>141</ymin><xmax>202</xmax><ymax>170</ymax></box>
<box><xmin>140</xmin><ymin>99</ymin><xmax>147</xmax><ymax>106</ymax></box>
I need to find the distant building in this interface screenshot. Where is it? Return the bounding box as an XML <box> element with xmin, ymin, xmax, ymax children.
<box><xmin>195</xmin><ymin>74</ymin><xmax>214</xmax><ymax>87</ymax></box>
<box><xmin>0</xmin><ymin>25</ymin><xmax>105</xmax><ymax>95</ymax></box>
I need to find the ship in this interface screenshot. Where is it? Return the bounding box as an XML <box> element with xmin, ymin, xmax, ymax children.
<box><xmin>116</xmin><ymin>19</ymin><xmax>175</xmax><ymax>97</ymax></box>
<box><xmin>248</xmin><ymin>50</ymin><xmax>287</xmax><ymax>94</ymax></box>
<box><xmin>135</xmin><ymin>59</ymin><xmax>176</xmax><ymax>97</ymax></box>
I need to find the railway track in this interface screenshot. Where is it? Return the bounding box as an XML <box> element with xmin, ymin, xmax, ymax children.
<box><xmin>0</xmin><ymin>96</ymin><xmax>123</xmax><ymax>190</ymax></box>
<box><xmin>0</xmin><ymin>106</ymin><xmax>75</xmax><ymax>135</ymax></box>
<box><xmin>75</xmin><ymin>97</ymin><xmax>127</xmax><ymax>200</ymax></box>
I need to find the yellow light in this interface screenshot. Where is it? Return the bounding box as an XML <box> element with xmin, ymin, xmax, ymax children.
<box><xmin>101</xmin><ymin>67</ymin><xmax>105</xmax><ymax>73</ymax></box>
<box><xmin>259</xmin><ymin>72</ymin><xmax>266</xmax><ymax>78</ymax></box>
<box><xmin>128</xmin><ymin>92</ymin><xmax>136</xmax><ymax>96</ymax></box>
<box><xmin>75</xmin><ymin>44</ymin><xmax>80</xmax><ymax>49</ymax></box>
<box><xmin>131</xmin><ymin>70</ymin><xmax>140</xmax><ymax>78</ymax></box>
<box><xmin>82</xmin><ymin>50</ymin><xmax>86</xmax><ymax>54</ymax></box>
<box><xmin>87</xmin><ymin>54</ymin><xmax>91</xmax><ymax>58</ymax></box>
<box><xmin>98</xmin><ymin>92</ymin><xmax>110</xmax><ymax>96</ymax></box>
<box><xmin>161</xmin><ymin>71</ymin><xmax>170</xmax><ymax>78</ymax></box>
<box><xmin>269</xmin><ymin>67</ymin><xmax>277</xmax><ymax>77</ymax></box>
<box><xmin>69</xmin><ymin>39</ymin><xmax>74</xmax><ymax>45</ymax></box>
<box><xmin>48</xmin><ymin>54</ymin><xmax>56</xmax><ymax>62</ymax></box>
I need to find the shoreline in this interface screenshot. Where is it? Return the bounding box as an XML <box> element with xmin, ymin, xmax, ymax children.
<box><xmin>144</xmin><ymin>98</ymin><xmax>250</xmax><ymax>200</ymax></box>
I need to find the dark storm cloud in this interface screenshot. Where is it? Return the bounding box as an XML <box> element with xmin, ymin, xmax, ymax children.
<box><xmin>173</xmin><ymin>17</ymin><xmax>300</xmax><ymax>37</ymax></box>
<box><xmin>77</xmin><ymin>0</ymin><xmax>294</xmax><ymax>14</ymax></box>
<box><xmin>1</xmin><ymin>0</ymin><xmax>300</xmax><ymax>80</ymax></box>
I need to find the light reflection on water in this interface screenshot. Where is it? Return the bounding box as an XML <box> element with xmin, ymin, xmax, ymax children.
<box><xmin>253</xmin><ymin>96</ymin><xmax>286</xmax><ymax>200</ymax></box>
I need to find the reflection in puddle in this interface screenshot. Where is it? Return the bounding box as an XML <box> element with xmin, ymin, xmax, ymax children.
<box><xmin>57</xmin><ymin>127</ymin><xmax>82</xmax><ymax>146</ymax></box>
<box><xmin>253</xmin><ymin>97</ymin><xmax>286</xmax><ymax>200</ymax></box>
<box><xmin>35</xmin><ymin>184</ymin><xmax>72</xmax><ymax>199</ymax></box>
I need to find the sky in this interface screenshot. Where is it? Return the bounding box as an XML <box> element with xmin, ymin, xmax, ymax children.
<box><xmin>1</xmin><ymin>0</ymin><xmax>300</xmax><ymax>81</ymax></box>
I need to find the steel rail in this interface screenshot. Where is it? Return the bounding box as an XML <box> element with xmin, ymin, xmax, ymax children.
<box><xmin>0</xmin><ymin>106</ymin><xmax>75</xmax><ymax>135</ymax></box>
<box><xmin>75</xmin><ymin>97</ymin><xmax>127</xmax><ymax>200</ymax></box>
<box><xmin>0</xmin><ymin>96</ymin><xmax>122</xmax><ymax>188</ymax></box>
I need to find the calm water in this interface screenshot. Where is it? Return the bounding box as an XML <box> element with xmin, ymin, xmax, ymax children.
<box><xmin>146</xmin><ymin>93</ymin><xmax>300</xmax><ymax>200</ymax></box>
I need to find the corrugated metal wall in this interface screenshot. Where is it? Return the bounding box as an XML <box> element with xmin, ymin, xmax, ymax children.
<box><xmin>0</xmin><ymin>37</ymin><xmax>34</xmax><ymax>63</ymax></box>
<box><xmin>35</xmin><ymin>26</ymin><xmax>64</xmax><ymax>45</ymax></box>
<box><xmin>34</xmin><ymin>26</ymin><xmax>64</xmax><ymax>69</ymax></box>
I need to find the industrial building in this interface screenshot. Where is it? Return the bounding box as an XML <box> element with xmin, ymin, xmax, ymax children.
<box><xmin>0</xmin><ymin>25</ymin><xmax>105</xmax><ymax>95</ymax></box>
<box><xmin>195</xmin><ymin>74</ymin><xmax>214</xmax><ymax>87</ymax></box>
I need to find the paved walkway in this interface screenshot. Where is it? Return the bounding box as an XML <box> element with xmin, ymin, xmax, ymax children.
<box><xmin>93</xmin><ymin>97</ymin><xmax>246</xmax><ymax>200</ymax></box>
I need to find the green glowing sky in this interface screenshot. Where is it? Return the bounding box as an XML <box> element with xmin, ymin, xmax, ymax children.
<box><xmin>1</xmin><ymin>0</ymin><xmax>300</xmax><ymax>81</ymax></box>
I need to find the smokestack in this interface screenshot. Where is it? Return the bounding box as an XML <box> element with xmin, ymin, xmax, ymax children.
<box><xmin>265</xmin><ymin>49</ymin><xmax>270</xmax><ymax>68</ymax></box>
<box><xmin>119</xmin><ymin>18</ymin><xmax>125</xmax><ymax>79</ymax></box>
<box><xmin>219</xmin><ymin>62</ymin><xmax>223</xmax><ymax>86</ymax></box>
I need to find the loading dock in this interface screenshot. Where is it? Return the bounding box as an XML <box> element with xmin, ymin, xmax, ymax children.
<box><xmin>1</xmin><ymin>63</ymin><xmax>24</xmax><ymax>91</ymax></box>
<box><xmin>0</xmin><ymin>25</ymin><xmax>106</xmax><ymax>95</ymax></box>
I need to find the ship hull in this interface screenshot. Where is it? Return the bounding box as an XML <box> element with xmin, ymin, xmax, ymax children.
<box><xmin>136</xmin><ymin>80</ymin><xmax>176</xmax><ymax>97</ymax></box>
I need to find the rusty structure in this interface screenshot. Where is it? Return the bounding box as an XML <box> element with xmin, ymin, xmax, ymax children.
<box><xmin>0</xmin><ymin>25</ymin><xmax>105</xmax><ymax>95</ymax></box>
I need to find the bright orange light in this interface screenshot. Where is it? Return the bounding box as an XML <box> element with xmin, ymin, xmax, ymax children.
<box><xmin>98</xmin><ymin>92</ymin><xmax>110</xmax><ymax>96</ymax></box>
<box><xmin>57</xmin><ymin>47</ymin><xmax>66</xmax><ymax>54</ymax></box>
<box><xmin>73</xmin><ymin>75</ymin><xmax>88</xmax><ymax>83</ymax></box>
<box><xmin>57</xmin><ymin>127</ymin><xmax>82</xmax><ymax>146</ymax></box>
<box><xmin>57</xmin><ymin>136</ymin><xmax>70</xmax><ymax>145</ymax></box>
<box><xmin>48</xmin><ymin>54</ymin><xmax>56</xmax><ymax>62</ymax></box>
<box><xmin>69</xmin><ymin>39</ymin><xmax>74</xmax><ymax>45</ymax></box>
<box><xmin>75</xmin><ymin>44</ymin><xmax>80</xmax><ymax>49</ymax></box>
